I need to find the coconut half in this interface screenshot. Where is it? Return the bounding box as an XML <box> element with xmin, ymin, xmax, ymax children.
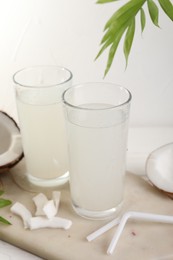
<box><xmin>0</xmin><ymin>111</ymin><xmax>23</xmax><ymax>172</ymax></box>
<box><xmin>146</xmin><ymin>143</ymin><xmax>173</xmax><ymax>198</ymax></box>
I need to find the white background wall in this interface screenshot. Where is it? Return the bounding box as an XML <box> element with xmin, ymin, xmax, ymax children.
<box><xmin>0</xmin><ymin>0</ymin><xmax>173</xmax><ymax>126</ymax></box>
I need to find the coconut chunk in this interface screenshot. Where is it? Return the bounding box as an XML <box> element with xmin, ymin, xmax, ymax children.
<box><xmin>52</xmin><ymin>191</ymin><xmax>61</xmax><ymax>211</ymax></box>
<box><xmin>0</xmin><ymin>111</ymin><xmax>23</xmax><ymax>171</ymax></box>
<box><xmin>29</xmin><ymin>216</ymin><xmax>72</xmax><ymax>230</ymax></box>
<box><xmin>32</xmin><ymin>193</ymin><xmax>48</xmax><ymax>216</ymax></box>
<box><xmin>43</xmin><ymin>200</ymin><xmax>57</xmax><ymax>219</ymax></box>
<box><xmin>11</xmin><ymin>191</ymin><xmax>72</xmax><ymax>231</ymax></box>
<box><xmin>11</xmin><ymin>202</ymin><xmax>32</xmax><ymax>229</ymax></box>
<box><xmin>32</xmin><ymin>191</ymin><xmax>61</xmax><ymax>218</ymax></box>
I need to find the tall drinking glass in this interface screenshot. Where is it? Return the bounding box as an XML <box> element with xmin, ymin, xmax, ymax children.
<box><xmin>63</xmin><ymin>83</ymin><xmax>131</xmax><ymax>219</ymax></box>
<box><xmin>13</xmin><ymin>66</ymin><xmax>72</xmax><ymax>191</ymax></box>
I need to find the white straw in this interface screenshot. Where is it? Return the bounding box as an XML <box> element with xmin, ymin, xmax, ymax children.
<box><xmin>107</xmin><ymin>211</ymin><xmax>131</xmax><ymax>255</ymax></box>
<box><xmin>86</xmin><ymin>217</ymin><xmax>120</xmax><ymax>242</ymax></box>
<box><xmin>107</xmin><ymin>211</ymin><xmax>173</xmax><ymax>255</ymax></box>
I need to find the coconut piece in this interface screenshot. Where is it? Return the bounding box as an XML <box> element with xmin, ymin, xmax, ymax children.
<box><xmin>0</xmin><ymin>111</ymin><xmax>23</xmax><ymax>172</ymax></box>
<box><xmin>29</xmin><ymin>216</ymin><xmax>72</xmax><ymax>230</ymax></box>
<box><xmin>11</xmin><ymin>202</ymin><xmax>32</xmax><ymax>229</ymax></box>
<box><xmin>10</xmin><ymin>192</ymin><xmax>72</xmax><ymax>231</ymax></box>
<box><xmin>33</xmin><ymin>191</ymin><xmax>61</xmax><ymax>218</ymax></box>
<box><xmin>43</xmin><ymin>200</ymin><xmax>57</xmax><ymax>219</ymax></box>
<box><xmin>32</xmin><ymin>193</ymin><xmax>48</xmax><ymax>216</ymax></box>
<box><xmin>52</xmin><ymin>191</ymin><xmax>61</xmax><ymax>211</ymax></box>
<box><xmin>146</xmin><ymin>143</ymin><xmax>173</xmax><ymax>195</ymax></box>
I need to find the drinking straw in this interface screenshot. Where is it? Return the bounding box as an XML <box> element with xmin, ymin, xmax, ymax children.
<box><xmin>86</xmin><ymin>217</ymin><xmax>120</xmax><ymax>242</ymax></box>
<box><xmin>107</xmin><ymin>211</ymin><xmax>173</xmax><ymax>255</ymax></box>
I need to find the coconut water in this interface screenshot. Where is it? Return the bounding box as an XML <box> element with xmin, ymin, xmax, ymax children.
<box><xmin>17</xmin><ymin>99</ymin><xmax>69</xmax><ymax>181</ymax></box>
<box><xmin>67</xmin><ymin>105</ymin><xmax>128</xmax><ymax>212</ymax></box>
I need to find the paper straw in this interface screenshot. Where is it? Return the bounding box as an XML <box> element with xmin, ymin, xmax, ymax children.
<box><xmin>86</xmin><ymin>217</ymin><xmax>120</xmax><ymax>242</ymax></box>
<box><xmin>107</xmin><ymin>211</ymin><xmax>173</xmax><ymax>255</ymax></box>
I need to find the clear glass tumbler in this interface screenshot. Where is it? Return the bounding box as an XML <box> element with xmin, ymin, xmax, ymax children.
<box><xmin>63</xmin><ymin>82</ymin><xmax>131</xmax><ymax>219</ymax></box>
<box><xmin>13</xmin><ymin>66</ymin><xmax>72</xmax><ymax>191</ymax></box>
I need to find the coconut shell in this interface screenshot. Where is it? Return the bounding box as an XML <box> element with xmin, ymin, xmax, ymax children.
<box><xmin>0</xmin><ymin>111</ymin><xmax>24</xmax><ymax>172</ymax></box>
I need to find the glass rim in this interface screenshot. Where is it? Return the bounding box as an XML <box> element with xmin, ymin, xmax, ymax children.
<box><xmin>13</xmin><ymin>65</ymin><xmax>73</xmax><ymax>89</ymax></box>
<box><xmin>62</xmin><ymin>82</ymin><xmax>132</xmax><ymax>111</ymax></box>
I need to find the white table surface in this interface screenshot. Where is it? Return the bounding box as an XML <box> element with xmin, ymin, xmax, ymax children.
<box><xmin>1</xmin><ymin>127</ymin><xmax>173</xmax><ymax>260</ymax></box>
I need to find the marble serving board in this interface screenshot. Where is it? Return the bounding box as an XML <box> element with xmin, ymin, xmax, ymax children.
<box><xmin>0</xmin><ymin>166</ymin><xmax>173</xmax><ymax>260</ymax></box>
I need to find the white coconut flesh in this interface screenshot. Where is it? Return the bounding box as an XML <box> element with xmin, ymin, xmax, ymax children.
<box><xmin>0</xmin><ymin>111</ymin><xmax>23</xmax><ymax>171</ymax></box>
<box><xmin>146</xmin><ymin>143</ymin><xmax>173</xmax><ymax>193</ymax></box>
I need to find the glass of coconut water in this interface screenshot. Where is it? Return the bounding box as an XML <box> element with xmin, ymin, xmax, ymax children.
<box><xmin>13</xmin><ymin>66</ymin><xmax>72</xmax><ymax>190</ymax></box>
<box><xmin>63</xmin><ymin>83</ymin><xmax>131</xmax><ymax>219</ymax></box>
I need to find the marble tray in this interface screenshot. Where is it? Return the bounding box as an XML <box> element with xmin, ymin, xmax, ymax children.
<box><xmin>0</xmin><ymin>164</ymin><xmax>173</xmax><ymax>260</ymax></box>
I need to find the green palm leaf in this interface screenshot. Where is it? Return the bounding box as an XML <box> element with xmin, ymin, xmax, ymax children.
<box><xmin>147</xmin><ymin>0</ymin><xmax>159</xmax><ymax>27</ymax></box>
<box><xmin>158</xmin><ymin>0</ymin><xmax>173</xmax><ymax>21</ymax></box>
<box><xmin>104</xmin><ymin>26</ymin><xmax>127</xmax><ymax>77</ymax></box>
<box><xmin>97</xmin><ymin>0</ymin><xmax>146</xmax><ymax>76</ymax></box>
<box><xmin>96</xmin><ymin>19</ymin><xmax>131</xmax><ymax>60</ymax></box>
<box><xmin>0</xmin><ymin>216</ymin><xmax>11</xmax><ymax>225</ymax></box>
<box><xmin>0</xmin><ymin>192</ymin><xmax>12</xmax><ymax>225</ymax></box>
<box><xmin>124</xmin><ymin>17</ymin><xmax>136</xmax><ymax>67</ymax></box>
<box><xmin>0</xmin><ymin>198</ymin><xmax>12</xmax><ymax>208</ymax></box>
<box><xmin>97</xmin><ymin>0</ymin><xmax>118</xmax><ymax>3</ymax></box>
<box><xmin>104</xmin><ymin>0</ymin><xmax>146</xmax><ymax>30</ymax></box>
<box><xmin>140</xmin><ymin>8</ymin><xmax>146</xmax><ymax>32</ymax></box>
<box><xmin>95</xmin><ymin>37</ymin><xmax>113</xmax><ymax>60</ymax></box>
<box><xmin>96</xmin><ymin>0</ymin><xmax>173</xmax><ymax>76</ymax></box>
